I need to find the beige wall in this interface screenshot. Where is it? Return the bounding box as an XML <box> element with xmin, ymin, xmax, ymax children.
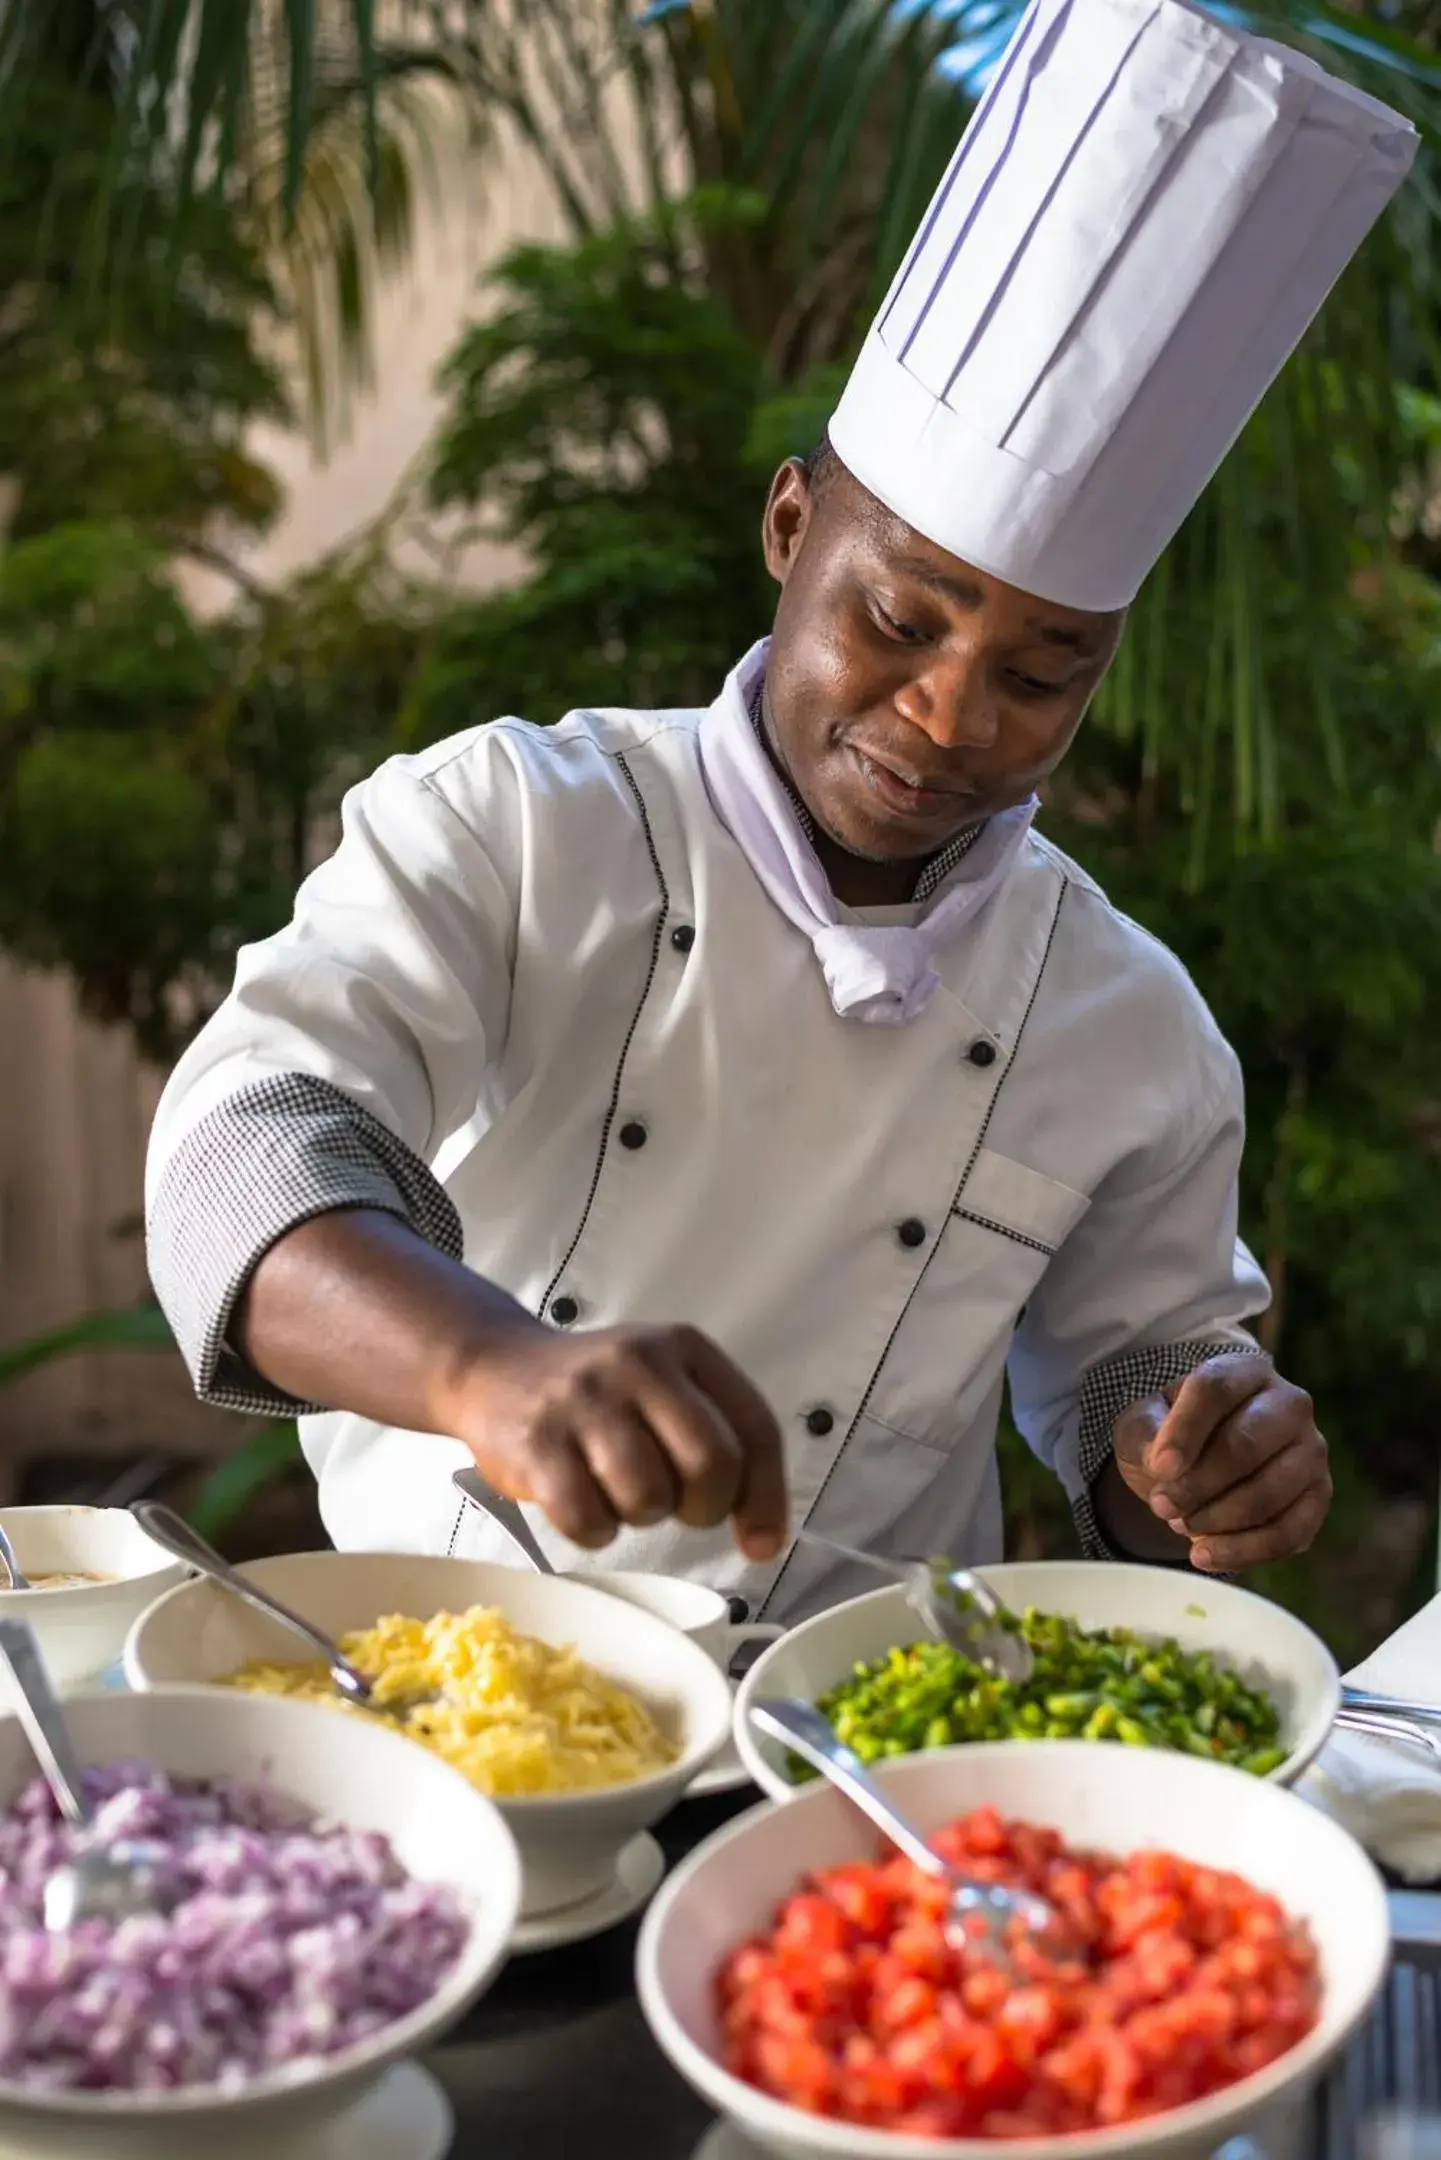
<box><xmin>0</xmin><ymin>110</ymin><xmax>607</xmax><ymax>1473</ymax></box>
<box><xmin>0</xmin><ymin>960</ymin><xmax>237</xmax><ymax>1493</ymax></box>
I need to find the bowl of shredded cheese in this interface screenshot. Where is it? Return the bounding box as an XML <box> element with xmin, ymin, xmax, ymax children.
<box><xmin>123</xmin><ymin>1552</ymin><xmax>734</xmax><ymax>1916</ymax></box>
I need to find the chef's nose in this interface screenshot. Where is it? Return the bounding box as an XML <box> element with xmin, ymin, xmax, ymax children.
<box><xmin>892</xmin><ymin>649</ymin><xmax>1000</xmax><ymax>752</ymax></box>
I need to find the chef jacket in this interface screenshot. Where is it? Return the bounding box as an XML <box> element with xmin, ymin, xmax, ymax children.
<box><xmin>145</xmin><ymin>661</ymin><xmax>1268</xmax><ymax>1625</ymax></box>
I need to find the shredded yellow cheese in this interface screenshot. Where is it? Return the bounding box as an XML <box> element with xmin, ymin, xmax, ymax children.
<box><xmin>224</xmin><ymin>1605</ymin><xmax>679</xmax><ymax>1796</ymax></box>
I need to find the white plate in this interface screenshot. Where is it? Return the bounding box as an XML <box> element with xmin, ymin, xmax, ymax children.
<box><xmin>0</xmin><ymin>2064</ymin><xmax>453</xmax><ymax>2160</ymax></box>
<box><xmin>686</xmin><ymin>1734</ymin><xmax>751</xmax><ymax>1799</ymax></box>
<box><xmin>510</xmin><ymin>1831</ymin><xmax>665</xmax><ymax>1955</ymax></box>
<box><xmin>687</xmin><ymin>1689</ymin><xmax>753</xmax><ymax>1799</ymax></box>
<box><xmin>690</xmin><ymin>2125</ymin><xmax>762</xmax><ymax>2160</ymax></box>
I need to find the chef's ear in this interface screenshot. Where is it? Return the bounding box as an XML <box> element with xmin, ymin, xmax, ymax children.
<box><xmin>761</xmin><ymin>457</ymin><xmax>815</xmax><ymax>586</ymax></box>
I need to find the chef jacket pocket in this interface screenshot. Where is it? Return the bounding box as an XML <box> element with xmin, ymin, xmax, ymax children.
<box><xmin>864</xmin><ymin>1147</ymin><xmax>1090</xmax><ymax>1447</ymax></box>
<box><xmin>953</xmin><ymin>1147</ymin><xmax>1091</xmax><ymax>1254</ymax></box>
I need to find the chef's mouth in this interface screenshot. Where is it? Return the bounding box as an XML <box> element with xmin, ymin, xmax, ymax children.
<box><xmin>849</xmin><ymin>747</ymin><xmax>982</xmax><ymax>820</ymax></box>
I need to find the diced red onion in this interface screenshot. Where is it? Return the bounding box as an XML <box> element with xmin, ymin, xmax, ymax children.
<box><xmin>0</xmin><ymin>1763</ymin><xmax>468</xmax><ymax>2093</ymax></box>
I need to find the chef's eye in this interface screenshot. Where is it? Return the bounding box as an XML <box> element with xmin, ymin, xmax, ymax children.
<box><xmin>873</xmin><ymin>602</ymin><xmax>927</xmax><ymax>644</ymax></box>
<box><xmin>1008</xmin><ymin>669</ymin><xmax>1066</xmax><ymax>698</ymax></box>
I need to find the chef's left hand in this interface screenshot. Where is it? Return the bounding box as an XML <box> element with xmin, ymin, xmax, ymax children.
<box><xmin>1112</xmin><ymin>1352</ymin><xmax>1331</xmax><ymax>1572</ymax></box>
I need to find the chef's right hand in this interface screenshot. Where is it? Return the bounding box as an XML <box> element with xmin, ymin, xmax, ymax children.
<box><xmin>446</xmin><ymin>1320</ymin><xmax>789</xmax><ymax>1562</ymax></box>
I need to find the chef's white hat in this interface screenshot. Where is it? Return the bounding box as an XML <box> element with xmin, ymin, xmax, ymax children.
<box><xmin>827</xmin><ymin>0</ymin><xmax>1416</xmax><ymax>612</ymax></box>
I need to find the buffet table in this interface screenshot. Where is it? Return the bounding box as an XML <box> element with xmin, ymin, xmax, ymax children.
<box><xmin>415</xmin><ymin>1595</ymin><xmax>1441</xmax><ymax>2160</ymax></box>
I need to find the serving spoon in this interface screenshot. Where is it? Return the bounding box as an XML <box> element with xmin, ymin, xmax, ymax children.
<box><xmin>451</xmin><ymin>1467</ymin><xmax>556</xmax><ymax>1574</ymax></box>
<box><xmin>0</xmin><ymin>1618</ymin><xmax>177</xmax><ymax>1931</ymax></box>
<box><xmin>0</xmin><ymin>1522</ymin><xmax>32</xmax><ymax>1591</ymax></box>
<box><xmin>129</xmin><ymin>1503</ymin><xmax>443</xmax><ymax>1723</ymax></box>
<box><xmin>750</xmin><ymin>1697</ymin><xmax>1060</xmax><ymax>1970</ymax></box>
<box><xmin>797</xmin><ymin>1529</ymin><xmax>1034</xmax><ymax>1683</ymax></box>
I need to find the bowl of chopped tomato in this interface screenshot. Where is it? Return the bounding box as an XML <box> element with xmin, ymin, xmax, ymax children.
<box><xmin>734</xmin><ymin>1562</ymin><xmax>1340</xmax><ymax>1805</ymax></box>
<box><xmin>637</xmin><ymin>1740</ymin><xmax>1387</xmax><ymax>2157</ymax></box>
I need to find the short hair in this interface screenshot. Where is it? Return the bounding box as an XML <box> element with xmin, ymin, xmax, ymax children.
<box><xmin>801</xmin><ymin>436</ymin><xmax>843</xmax><ymax>500</ymax></box>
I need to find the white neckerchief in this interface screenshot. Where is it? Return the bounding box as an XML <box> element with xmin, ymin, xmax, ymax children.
<box><xmin>698</xmin><ymin>641</ymin><xmax>1038</xmax><ymax>1025</ymax></box>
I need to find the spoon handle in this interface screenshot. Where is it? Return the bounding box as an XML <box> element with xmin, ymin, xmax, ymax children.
<box><xmin>130</xmin><ymin>1503</ymin><xmax>362</xmax><ymax>1676</ymax></box>
<box><xmin>450</xmin><ymin>1469</ymin><xmax>557</xmax><ymax>1574</ymax></box>
<box><xmin>0</xmin><ymin>1620</ymin><xmax>90</xmax><ymax>1827</ymax></box>
<box><xmin>748</xmin><ymin>1697</ymin><xmax>946</xmax><ymax>1881</ymax></box>
<box><xmin>1342</xmin><ymin>1685</ymin><xmax>1441</xmax><ymax>1727</ymax></box>
<box><xmin>796</xmin><ymin>1532</ymin><xmax>1007</xmax><ymax>1624</ymax></box>
<box><xmin>0</xmin><ymin>1522</ymin><xmax>29</xmax><ymax>1592</ymax></box>
<box><xmin>796</xmin><ymin>1529</ymin><xmax>911</xmax><ymax>1587</ymax></box>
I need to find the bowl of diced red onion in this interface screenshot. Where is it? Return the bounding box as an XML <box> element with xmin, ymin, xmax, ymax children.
<box><xmin>637</xmin><ymin>1739</ymin><xmax>1390</xmax><ymax>2159</ymax></box>
<box><xmin>0</xmin><ymin>1683</ymin><xmax>521</xmax><ymax>2155</ymax></box>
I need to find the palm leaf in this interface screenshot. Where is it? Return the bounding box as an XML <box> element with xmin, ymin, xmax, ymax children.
<box><xmin>188</xmin><ymin>1420</ymin><xmax>305</xmax><ymax>1539</ymax></box>
<box><xmin>0</xmin><ymin>1307</ymin><xmax>174</xmax><ymax>1388</ymax></box>
<box><xmin>4</xmin><ymin>0</ymin><xmax>1440</xmax><ymax>832</ymax></box>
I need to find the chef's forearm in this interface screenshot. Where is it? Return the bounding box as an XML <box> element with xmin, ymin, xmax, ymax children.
<box><xmin>1090</xmin><ymin>1455</ymin><xmax>1192</xmax><ymax>1563</ymax></box>
<box><xmin>236</xmin><ymin>1208</ymin><xmax>546</xmax><ymax>1437</ymax></box>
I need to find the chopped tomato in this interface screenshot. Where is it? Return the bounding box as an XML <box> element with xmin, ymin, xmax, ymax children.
<box><xmin>716</xmin><ymin>1807</ymin><xmax>1320</xmax><ymax>2141</ymax></box>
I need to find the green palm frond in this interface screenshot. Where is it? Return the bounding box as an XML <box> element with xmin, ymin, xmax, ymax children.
<box><xmin>0</xmin><ymin>1307</ymin><xmax>174</xmax><ymax>1388</ymax></box>
<box><xmin>3</xmin><ymin>0</ymin><xmax>1439</xmax><ymax>830</ymax></box>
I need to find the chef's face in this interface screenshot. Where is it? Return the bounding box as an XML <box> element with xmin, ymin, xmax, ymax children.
<box><xmin>761</xmin><ymin>450</ymin><xmax>1124</xmax><ymax>863</ymax></box>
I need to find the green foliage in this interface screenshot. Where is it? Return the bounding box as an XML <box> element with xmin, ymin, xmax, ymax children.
<box><xmin>418</xmin><ymin>192</ymin><xmax>773</xmax><ymax>726</ymax></box>
<box><xmin>0</xmin><ymin>1308</ymin><xmax>174</xmax><ymax>1389</ymax></box>
<box><xmin>0</xmin><ymin>519</ymin><xmax>430</xmax><ymax>1057</ymax></box>
<box><xmin>189</xmin><ymin>1423</ymin><xmax>306</xmax><ymax>1541</ymax></box>
<box><xmin>0</xmin><ymin>58</ymin><xmax>287</xmax><ymax>541</ymax></box>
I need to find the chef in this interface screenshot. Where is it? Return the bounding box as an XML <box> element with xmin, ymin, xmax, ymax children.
<box><xmin>145</xmin><ymin>0</ymin><xmax>1414</xmax><ymax>1626</ymax></box>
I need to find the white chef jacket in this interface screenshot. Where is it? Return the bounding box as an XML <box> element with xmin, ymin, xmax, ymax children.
<box><xmin>145</xmin><ymin>665</ymin><xmax>1268</xmax><ymax>1625</ymax></box>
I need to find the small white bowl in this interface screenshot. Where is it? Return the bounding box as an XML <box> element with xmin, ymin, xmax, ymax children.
<box><xmin>0</xmin><ymin>1507</ymin><xmax>186</xmax><ymax>1690</ymax></box>
<box><xmin>638</xmin><ymin>1741</ymin><xmax>1389</xmax><ymax>2160</ymax></box>
<box><xmin>734</xmin><ymin>1561</ymin><xmax>1340</xmax><ymax>1801</ymax></box>
<box><xmin>124</xmin><ymin>1550</ymin><xmax>733</xmax><ymax>1917</ymax></box>
<box><xmin>574</xmin><ymin>1568</ymin><xmax>782</xmax><ymax>1672</ymax></box>
<box><xmin>0</xmin><ymin>1684</ymin><xmax>521</xmax><ymax>2158</ymax></box>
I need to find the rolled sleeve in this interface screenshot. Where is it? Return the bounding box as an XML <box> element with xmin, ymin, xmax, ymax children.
<box><xmin>1007</xmin><ymin>1034</ymin><xmax>1270</xmax><ymax>1562</ymax></box>
<box><xmin>1068</xmin><ymin>1334</ymin><xmax>1268</xmax><ymax>1560</ymax></box>
<box><xmin>147</xmin><ymin>1074</ymin><xmax>464</xmax><ymax>1415</ymax></box>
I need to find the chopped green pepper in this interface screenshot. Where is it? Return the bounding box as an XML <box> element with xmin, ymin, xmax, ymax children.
<box><xmin>795</xmin><ymin>1607</ymin><xmax>1283</xmax><ymax>1783</ymax></box>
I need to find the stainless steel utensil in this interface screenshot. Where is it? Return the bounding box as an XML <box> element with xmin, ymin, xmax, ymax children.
<box><xmin>1335</xmin><ymin>1706</ymin><xmax>1441</xmax><ymax>1765</ymax></box>
<box><xmin>450</xmin><ymin>1467</ymin><xmax>556</xmax><ymax>1574</ymax></box>
<box><xmin>1343</xmin><ymin>1684</ymin><xmax>1441</xmax><ymax>1729</ymax></box>
<box><xmin>129</xmin><ymin>1502</ymin><xmax>442</xmax><ymax>1722</ymax></box>
<box><xmin>797</xmin><ymin>1528</ymin><xmax>1034</xmax><ymax>1683</ymax></box>
<box><xmin>749</xmin><ymin>1696</ymin><xmax>1059</xmax><ymax>1969</ymax></box>
<box><xmin>0</xmin><ymin>1618</ymin><xmax>176</xmax><ymax>1931</ymax></box>
<box><xmin>0</xmin><ymin>1522</ymin><xmax>31</xmax><ymax>1591</ymax></box>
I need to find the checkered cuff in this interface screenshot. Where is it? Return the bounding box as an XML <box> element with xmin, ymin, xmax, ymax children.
<box><xmin>1069</xmin><ymin>1337</ymin><xmax>1268</xmax><ymax>1563</ymax></box>
<box><xmin>147</xmin><ymin>1073</ymin><xmax>463</xmax><ymax>1415</ymax></box>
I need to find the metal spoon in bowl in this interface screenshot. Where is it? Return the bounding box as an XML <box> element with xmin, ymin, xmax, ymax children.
<box><xmin>450</xmin><ymin>1467</ymin><xmax>556</xmax><ymax>1574</ymax></box>
<box><xmin>750</xmin><ymin>1697</ymin><xmax>1061</xmax><ymax>1970</ymax></box>
<box><xmin>0</xmin><ymin>1618</ymin><xmax>178</xmax><ymax>1931</ymax></box>
<box><xmin>0</xmin><ymin>1522</ymin><xmax>31</xmax><ymax>1591</ymax></box>
<box><xmin>797</xmin><ymin>1529</ymin><xmax>1035</xmax><ymax>1684</ymax></box>
<box><xmin>128</xmin><ymin>1503</ymin><xmax>443</xmax><ymax>1724</ymax></box>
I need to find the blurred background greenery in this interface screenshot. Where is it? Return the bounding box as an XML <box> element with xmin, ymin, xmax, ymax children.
<box><xmin>0</xmin><ymin>2</ymin><xmax>1438</xmax><ymax>1662</ymax></box>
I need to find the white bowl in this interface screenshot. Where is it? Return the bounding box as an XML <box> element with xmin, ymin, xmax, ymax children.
<box><xmin>638</xmin><ymin>1740</ymin><xmax>1389</xmax><ymax>2160</ymax></box>
<box><xmin>124</xmin><ymin>1550</ymin><xmax>733</xmax><ymax>1917</ymax></box>
<box><xmin>0</xmin><ymin>1684</ymin><xmax>521</xmax><ymax>2158</ymax></box>
<box><xmin>0</xmin><ymin>1507</ymin><xmax>186</xmax><ymax>1690</ymax></box>
<box><xmin>734</xmin><ymin>1561</ymin><xmax>1340</xmax><ymax>1801</ymax></box>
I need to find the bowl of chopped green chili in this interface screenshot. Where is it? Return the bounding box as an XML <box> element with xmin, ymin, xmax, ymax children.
<box><xmin>734</xmin><ymin>1559</ymin><xmax>1340</xmax><ymax>1803</ymax></box>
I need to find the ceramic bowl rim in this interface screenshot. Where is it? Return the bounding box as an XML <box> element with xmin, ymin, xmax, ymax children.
<box><xmin>733</xmin><ymin>1563</ymin><xmax>1342</xmax><ymax>1800</ymax></box>
<box><xmin>124</xmin><ymin>1550</ymin><xmax>736</xmax><ymax>1809</ymax></box>
<box><xmin>636</xmin><ymin>1738</ymin><xmax>1389</xmax><ymax>2160</ymax></box>
<box><xmin>0</xmin><ymin>1684</ymin><xmax>523</xmax><ymax>2123</ymax></box>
